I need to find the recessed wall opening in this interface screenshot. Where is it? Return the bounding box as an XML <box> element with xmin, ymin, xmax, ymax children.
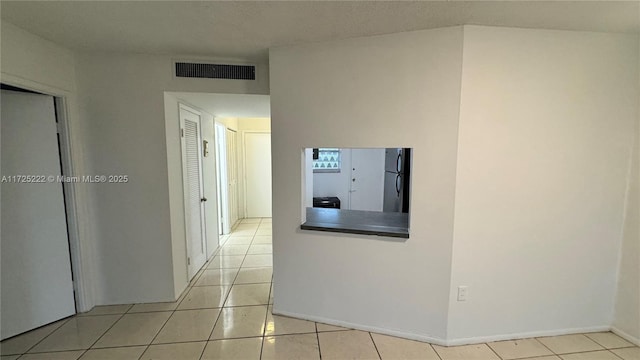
<box><xmin>301</xmin><ymin>147</ymin><xmax>411</xmax><ymax>239</ymax></box>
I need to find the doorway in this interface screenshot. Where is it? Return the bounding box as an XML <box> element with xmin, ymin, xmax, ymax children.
<box><xmin>1</xmin><ymin>88</ymin><xmax>76</xmax><ymax>339</ymax></box>
<box><xmin>164</xmin><ymin>92</ymin><xmax>271</xmax><ymax>294</ymax></box>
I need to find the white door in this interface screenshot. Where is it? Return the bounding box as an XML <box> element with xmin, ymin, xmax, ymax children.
<box><xmin>226</xmin><ymin>129</ymin><xmax>239</xmax><ymax>227</ymax></box>
<box><xmin>244</xmin><ymin>132</ymin><xmax>272</xmax><ymax>217</ymax></box>
<box><xmin>1</xmin><ymin>90</ymin><xmax>76</xmax><ymax>339</ymax></box>
<box><xmin>180</xmin><ymin>106</ymin><xmax>207</xmax><ymax>279</ymax></box>
<box><xmin>349</xmin><ymin>148</ymin><xmax>386</xmax><ymax>211</ymax></box>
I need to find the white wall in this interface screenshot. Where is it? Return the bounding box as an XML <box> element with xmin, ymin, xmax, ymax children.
<box><xmin>1</xmin><ymin>22</ymin><xmax>76</xmax><ymax>93</ymax></box>
<box><xmin>447</xmin><ymin>26</ymin><xmax>639</xmax><ymax>342</ymax></box>
<box><xmin>163</xmin><ymin>94</ymin><xmax>188</xmax><ymax>298</ymax></box>
<box><xmin>75</xmin><ymin>51</ymin><xmax>268</xmax><ymax>304</ymax></box>
<box><xmin>0</xmin><ymin>21</ymin><xmax>96</xmax><ymax>312</ymax></box>
<box><xmin>613</xmin><ymin>56</ymin><xmax>640</xmax><ymax>342</ymax></box>
<box><xmin>270</xmin><ymin>26</ymin><xmax>464</xmax><ymax>341</ymax></box>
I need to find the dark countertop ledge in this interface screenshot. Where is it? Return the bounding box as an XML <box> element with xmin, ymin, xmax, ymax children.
<box><xmin>301</xmin><ymin>207</ymin><xmax>409</xmax><ymax>239</ymax></box>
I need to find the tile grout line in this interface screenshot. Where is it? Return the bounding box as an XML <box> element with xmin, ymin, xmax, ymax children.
<box><xmin>142</xmin><ymin>242</ymin><xmax>222</xmax><ymax>360</ymax></box>
<box><xmin>315</xmin><ymin>322</ymin><xmax>323</xmax><ymax>360</ymax></box>
<box><xmin>78</xmin><ymin>306</ymin><xmax>133</xmax><ymax>359</ymax></box>
<box><xmin>429</xmin><ymin>343</ymin><xmax>444</xmax><ymax>360</ymax></box>
<box><xmin>256</xmin><ymin>218</ymin><xmax>272</xmax><ymax>360</ymax></box>
<box><xmin>534</xmin><ymin>337</ymin><xmax>559</xmax><ymax>357</ymax></box>
<box><xmin>24</xmin><ymin>307</ymin><xmax>132</xmax><ymax>357</ymax></box>
<box><xmin>10</xmin><ymin>316</ymin><xmax>73</xmax><ymax>356</ymax></box>
<box><xmin>368</xmin><ymin>332</ymin><xmax>383</xmax><ymax>360</ymax></box>
<box><xmin>258</xmin><ymin>225</ymin><xmax>271</xmax><ymax>360</ymax></box>
<box><xmin>484</xmin><ymin>341</ymin><xmax>505</xmax><ymax>360</ymax></box>
<box><xmin>201</xmin><ymin>222</ymin><xmax>258</xmax><ymax>357</ymax></box>
<box><xmin>198</xmin><ymin>237</ymin><xmax>250</xmax><ymax>360</ymax></box>
<box><xmin>135</xmin><ymin>306</ymin><xmax>177</xmax><ymax>359</ymax></box>
<box><xmin>584</xmin><ymin>333</ymin><xmax>636</xmax><ymax>355</ymax></box>
<box><xmin>9</xmin><ymin>220</ymin><xmax>290</xmax><ymax>358</ymax></box>
<box><xmin>606</xmin><ymin>349</ymin><xmax>626</xmax><ymax>360</ymax></box>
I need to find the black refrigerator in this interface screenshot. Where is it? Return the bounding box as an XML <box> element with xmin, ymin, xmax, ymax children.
<box><xmin>383</xmin><ymin>148</ymin><xmax>411</xmax><ymax>213</ymax></box>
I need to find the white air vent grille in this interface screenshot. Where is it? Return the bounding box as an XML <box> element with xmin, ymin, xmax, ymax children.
<box><xmin>175</xmin><ymin>62</ymin><xmax>255</xmax><ymax>80</ymax></box>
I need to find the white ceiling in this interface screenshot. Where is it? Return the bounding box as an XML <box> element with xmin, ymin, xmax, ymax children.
<box><xmin>170</xmin><ymin>92</ymin><xmax>270</xmax><ymax>118</ymax></box>
<box><xmin>1</xmin><ymin>1</ymin><xmax>638</xmax><ymax>62</ymax></box>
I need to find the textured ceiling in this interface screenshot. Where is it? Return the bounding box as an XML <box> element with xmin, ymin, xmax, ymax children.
<box><xmin>1</xmin><ymin>1</ymin><xmax>639</xmax><ymax>62</ymax></box>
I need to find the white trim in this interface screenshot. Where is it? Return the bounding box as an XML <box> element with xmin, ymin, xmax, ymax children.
<box><xmin>445</xmin><ymin>326</ymin><xmax>611</xmax><ymax>346</ymax></box>
<box><xmin>225</xmin><ymin>128</ymin><xmax>240</xmax><ymax>228</ymax></box>
<box><xmin>271</xmin><ymin>308</ymin><xmax>447</xmax><ymax>346</ymax></box>
<box><xmin>272</xmin><ymin>308</ymin><xmax>618</xmax><ymax>347</ymax></box>
<box><xmin>215</xmin><ymin>122</ymin><xmax>231</xmax><ymax>234</ymax></box>
<box><xmin>611</xmin><ymin>326</ymin><xmax>640</xmax><ymax>346</ymax></box>
<box><xmin>0</xmin><ymin>73</ymin><xmax>94</xmax><ymax>313</ymax></box>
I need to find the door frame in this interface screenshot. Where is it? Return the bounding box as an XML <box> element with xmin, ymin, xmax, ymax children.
<box><xmin>0</xmin><ymin>76</ymin><xmax>91</xmax><ymax>313</ymax></box>
<box><xmin>178</xmin><ymin>103</ymin><xmax>207</xmax><ymax>280</ymax></box>
<box><xmin>215</xmin><ymin>122</ymin><xmax>231</xmax><ymax>234</ymax></box>
<box><xmin>241</xmin><ymin>131</ymin><xmax>272</xmax><ymax>217</ymax></box>
<box><xmin>225</xmin><ymin>128</ymin><xmax>239</xmax><ymax>229</ymax></box>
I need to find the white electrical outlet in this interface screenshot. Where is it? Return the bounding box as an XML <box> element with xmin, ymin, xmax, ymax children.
<box><xmin>457</xmin><ymin>286</ymin><xmax>468</xmax><ymax>301</ymax></box>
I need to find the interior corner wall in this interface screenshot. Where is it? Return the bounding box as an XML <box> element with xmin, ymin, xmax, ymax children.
<box><xmin>75</xmin><ymin>51</ymin><xmax>269</xmax><ymax>305</ymax></box>
<box><xmin>164</xmin><ymin>93</ymin><xmax>188</xmax><ymax>299</ymax></box>
<box><xmin>269</xmin><ymin>26</ymin><xmax>464</xmax><ymax>341</ymax></box>
<box><xmin>612</xmin><ymin>37</ymin><xmax>640</xmax><ymax>342</ymax></box>
<box><xmin>448</xmin><ymin>26</ymin><xmax>639</xmax><ymax>342</ymax></box>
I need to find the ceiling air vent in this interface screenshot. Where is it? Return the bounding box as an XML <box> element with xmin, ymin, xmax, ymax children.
<box><xmin>175</xmin><ymin>62</ymin><xmax>256</xmax><ymax>80</ymax></box>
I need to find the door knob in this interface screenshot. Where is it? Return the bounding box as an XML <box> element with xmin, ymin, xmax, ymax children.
<box><xmin>201</xmin><ymin>197</ymin><xmax>207</xmax><ymax>202</ymax></box>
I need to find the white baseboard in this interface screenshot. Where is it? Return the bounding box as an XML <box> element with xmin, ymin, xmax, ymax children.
<box><xmin>272</xmin><ymin>308</ymin><xmax>618</xmax><ymax>347</ymax></box>
<box><xmin>445</xmin><ymin>325</ymin><xmax>611</xmax><ymax>346</ymax></box>
<box><xmin>271</xmin><ymin>308</ymin><xmax>448</xmax><ymax>346</ymax></box>
<box><xmin>611</xmin><ymin>326</ymin><xmax>640</xmax><ymax>346</ymax></box>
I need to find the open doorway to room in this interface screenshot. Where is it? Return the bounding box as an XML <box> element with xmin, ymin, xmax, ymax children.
<box><xmin>215</xmin><ymin>118</ymin><xmax>272</xmax><ymax>234</ymax></box>
<box><xmin>165</xmin><ymin>92</ymin><xmax>272</xmax><ymax>285</ymax></box>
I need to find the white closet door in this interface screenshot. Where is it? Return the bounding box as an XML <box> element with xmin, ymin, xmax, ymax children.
<box><xmin>180</xmin><ymin>107</ymin><xmax>207</xmax><ymax>279</ymax></box>
<box><xmin>1</xmin><ymin>90</ymin><xmax>75</xmax><ymax>340</ymax></box>
<box><xmin>244</xmin><ymin>132</ymin><xmax>272</xmax><ymax>218</ymax></box>
<box><xmin>226</xmin><ymin>129</ymin><xmax>239</xmax><ymax>227</ymax></box>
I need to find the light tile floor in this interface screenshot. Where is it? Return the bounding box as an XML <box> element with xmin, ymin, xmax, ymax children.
<box><xmin>1</xmin><ymin>217</ymin><xmax>638</xmax><ymax>359</ymax></box>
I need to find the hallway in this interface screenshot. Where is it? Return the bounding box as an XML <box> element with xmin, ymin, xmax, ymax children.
<box><xmin>1</xmin><ymin>218</ymin><xmax>639</xmax><ymax>359</ymax></box>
